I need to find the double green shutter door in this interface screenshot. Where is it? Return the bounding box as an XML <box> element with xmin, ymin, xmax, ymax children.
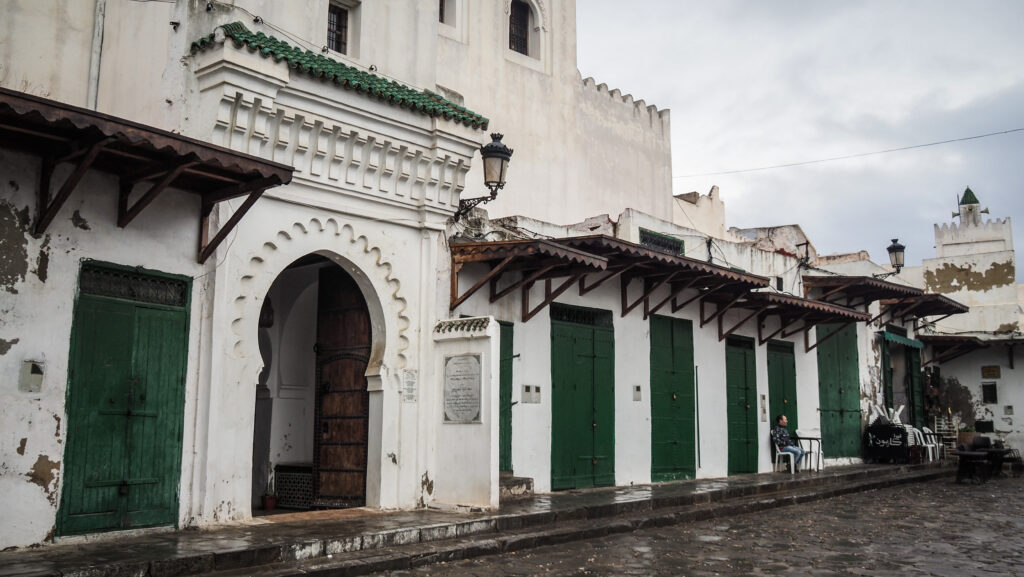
<box><xmin>726</xmin><ymin>337</ymin><xmax>758</xmax><ymax>475</ymax></box>
<box><xmin>59</xmin><ymin>295</ymin><xmax>188</xmax><ymax>536</ymax></box>
<box><xmin>551</xmin><ymin>320</ymin><xmax>614</xmax><ymax>490</ymax></box>
<box><xmin>816</xmin><ymin>324</ymin><xmax>861</xmax><ymax>458</ymax></box>
<box><xmin>650</xmin><ymin>316</ymin><xmax>696</xmax><ymax>481</ymax></box>
<box><xmin>767</xmin><ymin>342</ymin><xmax>797</xmax><ymax>433</ymax></box>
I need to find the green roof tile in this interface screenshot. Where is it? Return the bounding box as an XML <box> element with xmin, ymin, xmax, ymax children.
<box><xmin>959</xmin><ymin>186</ymin><xmax>979</xmax><ymax>205</ymax></box>
<box><xmin>191</xmin><ymin>22</ymin><xmax>488</xmax><ymax>130</ymax></box>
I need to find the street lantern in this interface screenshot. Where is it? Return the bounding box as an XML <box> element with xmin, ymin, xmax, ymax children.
<box><xmin>454</xmin><ymin>133</ymin><xmax>513</xmax><ymax>221</ymax></box>
<box><xmin>886</xmin><ymin>238</ymin><xmax>905</xmax><ymax>274</ymax></box>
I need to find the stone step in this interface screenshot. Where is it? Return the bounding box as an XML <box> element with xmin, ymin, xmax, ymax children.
<box><xmin>201</xmin><ymin>466</ymin><xmax>953</xmax><ymax>577</ymax></box>
<box><xmin>498</xmin><ymin>475</ymin><xmax>534</xmax><ymax>501</ymax></box>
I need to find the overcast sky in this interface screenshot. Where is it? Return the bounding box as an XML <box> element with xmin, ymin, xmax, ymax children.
<box><xmin>577</xmin><ymin>1</ymin><xmax>1024</xmax><ymax>279</ymax></box>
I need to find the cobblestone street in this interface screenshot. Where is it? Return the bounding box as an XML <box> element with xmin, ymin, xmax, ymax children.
<box><xmin>375</xmin><ymin>477</ymin><xmax>1024</xmax><ymax>577</ymax></box>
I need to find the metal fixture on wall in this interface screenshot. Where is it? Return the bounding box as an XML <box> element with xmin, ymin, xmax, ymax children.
<box><xmin>874</xmin><ymin>238</ymin><xmax>906</xmax><ymax>279</ymax></box>
<box><xmin>454</xmin><ymin>133</ymin><xmax>513</xmax><ymax>221</ymax></box>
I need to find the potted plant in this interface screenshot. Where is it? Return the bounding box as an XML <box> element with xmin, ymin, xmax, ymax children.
<box><xmin>261</xmin><ymin>475</ymin><xmax>277</xmax><ymax>511</ymax></box>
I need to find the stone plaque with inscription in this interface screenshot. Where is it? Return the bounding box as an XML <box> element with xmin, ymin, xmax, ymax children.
<box><xmin>444</xmin><ymin>354</ymin><xmax>481</xmax><ymax>423</ymax></box>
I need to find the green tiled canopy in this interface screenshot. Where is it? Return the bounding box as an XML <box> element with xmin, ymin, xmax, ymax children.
<box><xmin>191</xmin><ymin>22</ymin><xmax>488</xmax><ymax>130</ymax></box>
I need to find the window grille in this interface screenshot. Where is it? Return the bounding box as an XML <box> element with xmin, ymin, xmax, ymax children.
<box><xmin>79</xmin><ymin>264</ymin><xmax>188</xmax><ymax>308</ymax></box>
<box><xmin>550</xmin><ymin>303</ymin><xmax>613</xmax><ymax>327</ymax></box>
<box><xmin>639</xmin><ymin>228</ymin><xmax>684</xmax><ymax>255</ymax></box>
<box><xmin>509</xmin><ymin>0</ymin><xmax>529</xmax><ymax>55</ymax></box>
<box><xmin>328</xmin><ymin>5</ymin><xmax>349</xmax><ymax>54</ymax></box>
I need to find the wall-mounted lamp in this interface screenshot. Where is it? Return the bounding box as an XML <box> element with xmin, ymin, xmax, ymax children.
<box><xmin>454</xmin><ymin>133</ymin><xmax>513</xmax><ymax>221</ymax></box>
<box><xmin>874</xmin><ymin>238</ymin><xmax>905</xmax><ymax>279</ymax></box>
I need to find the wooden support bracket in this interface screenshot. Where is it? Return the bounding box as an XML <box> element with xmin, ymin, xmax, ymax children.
<box><xmin>621</xmin><ymin>271</ymin><xmax>678</xmax><ymax>318</ymax></box>
<box><xmin>579</xmin><ymin>263</ymin><xmax>637</xmax><ymax>296</ymax></box>
<box><xmin>118</xmin><ymin>159</ymin><xmax>199</xmax><ymax>228</ymax></box>
<box><xmin>672</xmin><ymin>282</ymin><xmax>723</xmax><ymax>313</ymax></box>
<box><xmin>718</xmin><ymin>305</ymin><xmax>766</xmax><ymax>341</ymax></box>
<box><xmin>492</xmin><ymin>264</ymin><xmax>557</xmax><ymax>303</ymax></box>
<box><xmin>34</xmin><ymin>137</ymin><xmax>114</xmax><ymax>236</ymax></box>
<box><xmin>450</xmin><ymin>255</ymin><xmax>515</xmax><ymax>311</ymax></box>
<box><xmin>522</xmin><ymin>273</ymin><xmax>585</xmax><ymax>322</ymax></box>
<box><xmin>700</xmin><ymin>292</ymin><xmax>744</xmax><ymax>328</ymax></box>
<box><xmin>198</xmin><ymin>187</ymin><xmax>268</xmax><ymax>264</ymax></box>
<box><xmin>805</xmin><ymin>320</ymin><xmax>854</xmax><ymax>353</ymax></box>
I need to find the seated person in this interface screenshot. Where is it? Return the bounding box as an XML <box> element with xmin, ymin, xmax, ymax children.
<box><xmin>771</xmin><ymin>414</ymin><xmax>805</xmax><ymax>472</ymax></box>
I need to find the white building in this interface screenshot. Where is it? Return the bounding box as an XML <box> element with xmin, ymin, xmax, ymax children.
<box><xmin>0</xmin><ymin>0</ymin><xmax>676</xmax><ymax>549</ymax></box>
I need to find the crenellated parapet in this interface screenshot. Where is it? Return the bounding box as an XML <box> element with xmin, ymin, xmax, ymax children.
<box><xmin>580</xmin><ymin>76</ymin><xmax>670</xmax><ymax>133</ymax></box>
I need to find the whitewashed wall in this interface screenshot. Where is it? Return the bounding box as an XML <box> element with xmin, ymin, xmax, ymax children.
<box><xmin>451</xmin><ymin>263</ymin><xmax>821</xmax><ymax>490</ymax></box>
<box><xmin>936</xmin><ymin>345</ymin><xmax>1024</xmax><ymax>447</ymax></box>
<box><xmin>0</xmin><ymin>150</ymin><xmax>207</xmax><ymax>549</ymax></box>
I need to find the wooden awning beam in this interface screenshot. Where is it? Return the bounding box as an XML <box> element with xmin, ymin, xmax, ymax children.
<box><xmin>700</xmin><ymin>292</ymin><xmax>745</xmax><ymax>328</ymax></box>
<box><xmin>522</xmin><ymin>273</ymin><xmax>585</xmax><ymax>322</ymax></box>
<box><xmin>198</xmin><ymin>185</ymin><xmax>269</xmax><ymax>264</ymax></box>
<box><xmin>814</xmin><ymin>280</ymin><xmax>858</xmax><ymax>303</ymax></box>
<box><xmin>914</xmin><ymin>313</ymin><xmax>954</xmax><ymax>332</ymax></box>
<box><xmin>621</xmin><ymin>271</ymin><xmax>678</xmax><ymax>318</ymax></box>
<box><xmin>760</xmin><ymin>312</ymin><xmax>809</xmax><ymax>345</ymax></box>
<box><xmin>923</xmin><ymin>343</ymin><xmax>974</xmax><ymax>367</ymax></box>
<box><xmin>672</xmin><ymin>283</ymin><xmax>724</xmax><ymax>313</ymax></box>
<box><xmin>118</xmin><ymin>158</ymin><xmax>199</xmax><ymax>228</ymax></box>
<box><xmin>805</xmin><ymin>320</ymin><xmax>854</xmax><ymax>353</ymax></box>
<box><xmin>491</xmin><ymin>264</ymin><xmax>557</xmax><ymax>302</ymax></box>
<box><xmin>645</xmin><ymin>275</ymin><xmax>702</xmax><ymax>319</ymax></box>
<box><xmin>34</xmin><ymin>137</ymin><xmax>114</xmax><ymax>235</ymax></box>
<box><xmin>719</xmin><ymin>305</ymin><xmax>767</xmax><ymax>342</ymax></box>
<box><xmin>449</xmin><ymin>255</ymin><xmax>515</xmax><ymax>311</ymax></box>
<box><xmin>869</xmin><ymin>297</ymin><xmax>911</xmax><ymax>325</ymax></box>
<box><xmin>579</xmin><ymin>263</ymin><xmax>638</xmax><ymax>296</ymax></box>
<box><xmin>896</xmin><ymin>299</ymin><xmax>926</xmax><ymax>323</ymax></box>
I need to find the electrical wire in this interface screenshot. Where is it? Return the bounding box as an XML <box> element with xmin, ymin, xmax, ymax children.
<box><xmin>674</xmin><ymin>127</ymin><xmax>1024</xmax><ymax>178</ymax></box>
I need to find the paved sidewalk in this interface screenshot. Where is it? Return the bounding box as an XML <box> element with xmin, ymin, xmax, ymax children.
<box><xmin>0</xmin><ymin>463</ymin><xmax>952</xmax><ymax>577</ymax></box>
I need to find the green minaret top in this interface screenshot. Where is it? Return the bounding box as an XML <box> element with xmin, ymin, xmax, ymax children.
<box><xmin>959</xmin><ymin>186</ymin><xmax>979</xmax><ymax>206</ymax></box>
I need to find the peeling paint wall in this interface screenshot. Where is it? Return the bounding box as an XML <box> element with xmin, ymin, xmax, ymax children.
<box><xmin>937</xmin><ymin>345</ymin><xmax>1023</xmax><ymax>447</ymax></box>
<box><xmin>0</xmin><ymin>149</ymin><xmax>207</xmax><ymax>549</ymax></box>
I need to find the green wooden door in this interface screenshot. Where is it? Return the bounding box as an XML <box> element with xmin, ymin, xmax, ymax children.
<box><xmin>551</xmin><ymin>310</ymin><xmax>615</xmax><ymax>490</ymax></box>
<box><xmin>907</xmin><ymin>348</ymin><xmax>923</xmax><ymax>429</ymax></box>
<box><xmin>499</xmin><ymin>321</ymin><xmax>514</xmax><ymax>472</ymax></box>
<box><xmin>726</xmin><ymin>337</ymin><xmax>758</xmax><ymax>475</ymax></box>
<box><xmin>767</xmin><ymin>341</ymin><xmax>798</xmax><ymax>432</ymax></box>
<box><xmin>650</xmin><ymin>316</ymin><xmax>695</xmax><ymax>481</ymax></box>
<box><xmin>60</xmin><ymin>267</ymin><xmax>189</xmax><ymax>536</ymax></box>
<box><xmin>816</xmin><ymin>324</ymin><xmax>861</xmax><ymax>459</ymax></box>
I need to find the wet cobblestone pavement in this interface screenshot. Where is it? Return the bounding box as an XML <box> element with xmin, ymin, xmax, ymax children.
<box><xmin>376</xmin><ymin>477</ymin><xmax>1024</xmax><ymax>577</ymax></box>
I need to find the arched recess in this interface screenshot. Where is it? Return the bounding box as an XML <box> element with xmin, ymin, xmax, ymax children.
<box><xmin>230</xmin><ymin>217</ymin><xmax>410</xmax><ymax>508</ymax></box>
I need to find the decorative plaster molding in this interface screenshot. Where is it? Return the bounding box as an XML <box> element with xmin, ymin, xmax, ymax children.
<box><xmin>230</xmin><ymin>217</ymin><xmax>411</xmax><ymax>383</ymax></box>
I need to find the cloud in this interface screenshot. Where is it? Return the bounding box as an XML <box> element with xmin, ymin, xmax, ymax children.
<box><xmin>578</xmin><ymin>0</ymin><xmax>1024</xmax><ymax>279</ymax></box>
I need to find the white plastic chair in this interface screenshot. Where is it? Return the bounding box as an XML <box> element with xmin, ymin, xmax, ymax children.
<box><xmin>773</xmin><ymin>442</ymin><xmax>796</xmax><ymax>474</ymax></box>
<box><xmin>904</xmin><ymin>425</ymin><xmax>932</xmax><ymax>462</ymax></box>
<box><xmin>922</xmin><ymin>426</ymin><xmax>944</xmax><ymax>460</ymax></box>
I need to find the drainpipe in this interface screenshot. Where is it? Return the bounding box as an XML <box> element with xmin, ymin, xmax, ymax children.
<box><xmin>87</xmin><ymin>0</ymin><xmax>107</xmax><ymax>110</ymax></box>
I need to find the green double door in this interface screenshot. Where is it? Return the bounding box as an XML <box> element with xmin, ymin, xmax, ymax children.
<box><xmin>650</xmin><ymin>316</ymin><xmax>696</xmax><ymax>481</ymax></box>
<box><xmin>551</xmin><ymin>309</ymin><xmax>614</xmax><ymax>490</ymax></box>
<box><xmin>816</xmin><ymin>324</ymin><xmax>861</xmax><ymax>458</ymax></box>
<box><xmin>726</xmin><ymin>337</ymin><xmax>758</xmax><ymax>475</ymax></box>
<box><xmin>59</xmin><ymin>267</ymin><xmax>189</xmax><ymax>536</ymax></box>
<box><xmin>767</xmin><ymin>341</ymin><xmax>797</xmax><ymax>432</ymax></box>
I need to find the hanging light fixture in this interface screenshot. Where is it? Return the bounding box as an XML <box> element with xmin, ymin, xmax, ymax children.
<box><xmin>454</xmin><ymin>133</ymin><xmax>513</xmax><ymax>221</ymax></box>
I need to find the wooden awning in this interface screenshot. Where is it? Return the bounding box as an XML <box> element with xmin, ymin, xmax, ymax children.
<box><xmin>877</xmin><ymin>293</ymin><xmax>969</xmax><ymax>326</ymax></box>
<box><xmin>450</xmin><ymin>234</ymin><xmax>773</xmax><ymax>322</ymax></box>
<box><xmin>917</xmin><ymin>334</ymin><xmax>988</xmax><ymax>366</ymax></box>
<box><xmin>449</xmin><ymin>239</ymin><xmax>608</xmax><ymax>321</ymax></box>
<box><xmin>802</xmin><ymin>275</ymin><xmax>923</xmax><ymax>309</ymax></box>
<box><xmin>552</xmin><ymin>235</ymin><xmax>770</xmax><ymax>320</ymax></box>
<box><xmin>0</xmin><ymin>87</ymin><xmax>293</xmax><ymax>263</ymax></box>
<box><xmin>710</xmin><ymin>292</ymin><xmax>871</xmax><ymax>350</ymax></box>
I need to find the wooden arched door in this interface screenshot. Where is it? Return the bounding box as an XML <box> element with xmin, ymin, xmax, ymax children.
<box><xmin>312</xmin><ymin>266</ymin><xmax>371</xmax><ymax>508</ymax></box>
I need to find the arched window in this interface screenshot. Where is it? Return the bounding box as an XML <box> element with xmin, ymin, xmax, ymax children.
<box><xmin>509</xmin><ymin>0</ymin><xmax>531</xmax><ymax>56</ymax></box>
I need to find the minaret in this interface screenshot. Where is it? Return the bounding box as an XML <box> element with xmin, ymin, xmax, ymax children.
<box><xmin>956</xmin><ymin>186</ymin><xmax>983</xmax><ymax>226</ymax></box>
